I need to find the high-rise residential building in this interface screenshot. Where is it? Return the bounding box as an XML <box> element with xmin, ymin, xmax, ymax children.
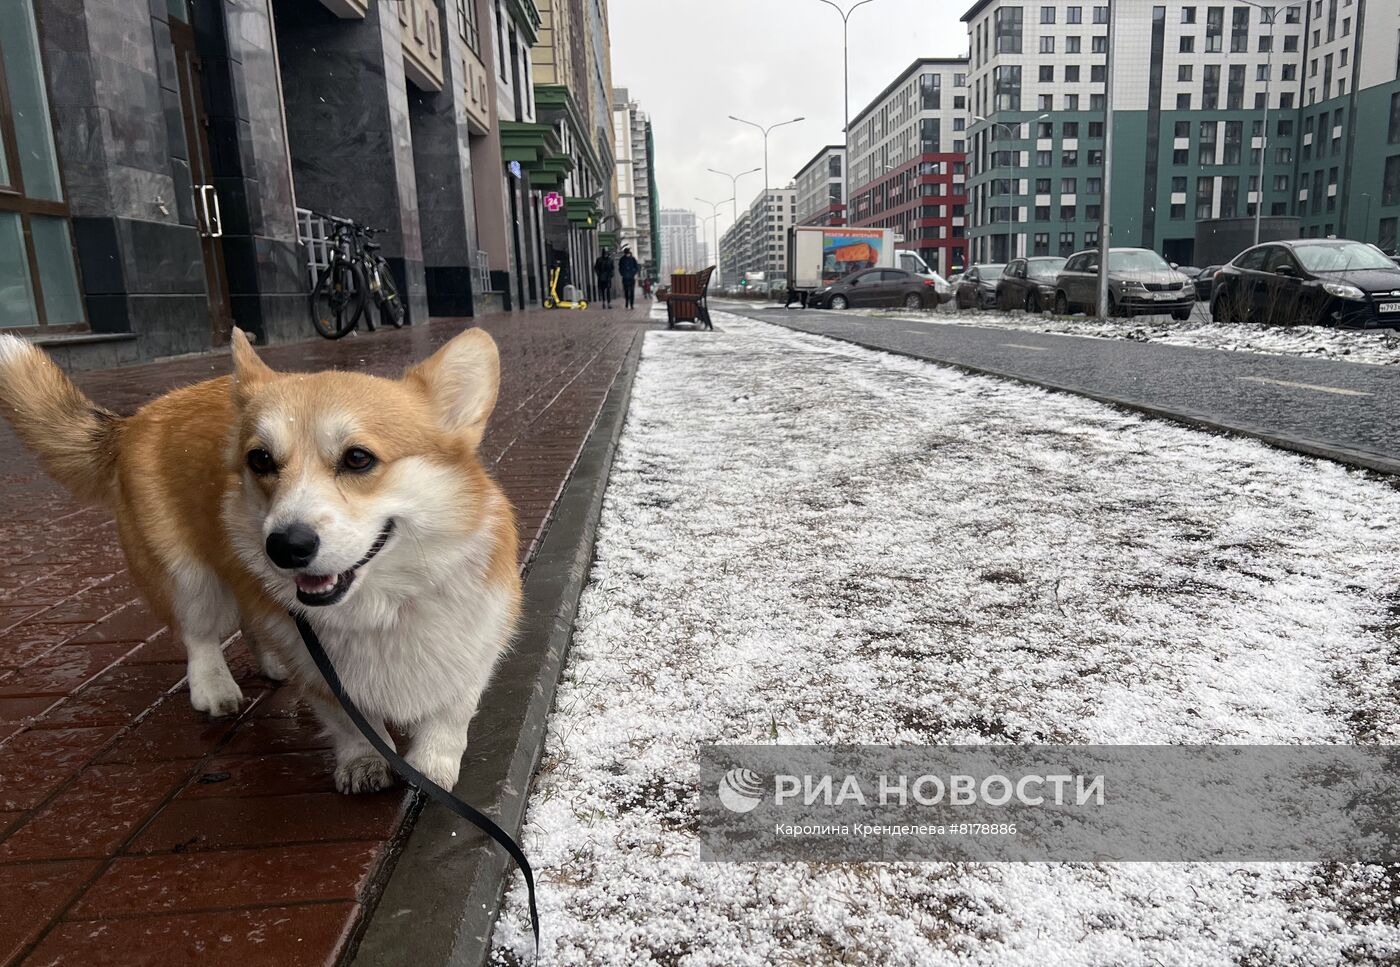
<box><xmin>613</xmin><ymin>88</ymin><xmax>660</xmax><ymax>275</ymax></box>
<box><xmin>795</xmin><ymin>146</ymin><xmax>847</xmax><ymax>226</ymax></box>
<box><xmin>962</xmin><ymin>0</ymin><xmax>1400</xmax><ymax>265</ymax></box>
<box><xmin>659</xmin><ymin>208</ymin><xmax>702</xmax><ymax>275</ymax></box>
<box><xmin>720</xmin><ymin>187</ymin><xmax>797</xmax><ymax>284</ymax></box>
<box><xmin>846</xmin><ymin>58</ymin><xmax>973</xmax><ymax>275</ymax></box>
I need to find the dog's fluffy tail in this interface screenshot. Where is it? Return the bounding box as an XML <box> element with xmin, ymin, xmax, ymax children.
<box><xmin>0</xmin><ymin>334</ymin><xmax>122</xmax><ymax>506</ymax></box>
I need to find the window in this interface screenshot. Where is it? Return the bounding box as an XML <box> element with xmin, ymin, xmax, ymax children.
<box><xmin>1087</xmin><ymin>177</ymin><xmax>1102</xmax><ymax>194</ymax></box>
<box><xmin>1036</xmin><ymin>150</ymin><xmax>1053</xmax><ymax>166</ymax></box>
<box><xmin>1180</xmin><ymin>35</ymin><xmax>1195</xmax><ymax>52</ymax></box>
<box><xmin>1220</xmin><ymin>176</ymin><xmax>1239</xmax><ymax>218</ymax></box>
<box><xmin>1039</xmin><ymin>94</ymin><xmax>1054</xmax><ymax>110</ymax></box>
<box><xmin>1040</xmin><ymin>64</ymin><xmax>1054</xmax><ymax>82</ymax></box>
<box><xmin>1066</xmin><ymin>94</ymin><xmax>1080</xmax><ymax>110</ymax></box>
<box><xmin>1199</xmin><ymin>122</ymin><xmax>1217</xmax><ymax>164</ymax></box>
<box><xmin>1066</xmin><ymin>65</ymin><xmax>1080</xmax><ymax>82</ymax></box>
<box><xmin>1176</xmin><ymin>93</ymin><xmax>1191</xmax><ymax>110</ymax></box>
<box><xmin>920</xmin><ymin>72</ymin><xmax>942</xmax><ymax>110</ymax></box>
<box><xmin>1039</xmin><ymin>35</ymin><xmax>1055</xmax><ymax>53</ymax></box>
<box><xmin>1064</xmin><ymin>121</ymin><xmax>1080</xmax><ymax>138</ymax></box>
<box><xmin>1092</xmin><ymin>35</ymin><xmax>1108</xmax><ymax>52</ymax></box>
<box><xmin>1037</xmin><ymin>120</ymin><xmax>1053</xmax><ymax>138</ymax></box>
<box><xmin>1041</xmin><ymin>5</ymin><xmax>1056</xmax><ymax>22</ymax></box>
<box><xmin>1033</xmin><ymin>232</ymin><xmax>1050</xmax><ymax>255</ymax></box>
<box><xmin>1206</xmin><ymin>5</ymin><xmax>1223</xmax><ymax>51</ymax></box>
<box><xmin>1091</xmin><ymin>65</ymin><xmax>1106</xmax><ymax>83</ymax></box>
<box><xmin>1259</xmin><ymin>34</ymin><xmax>1272</xmax><ymax>52</ymax></box>
<box><xmin>1172</xmin><ymin>176</ymin><xmax>1187</xmax><ymax>193</ymax></box>
<box><xmin>1202</xmin><ymin>64</ymin><xmax>1220</xmax><ymax>110</ymax></box>
<box><xmin>1061</xmin><ymin>177</ymin><xmax>1077</xmax><ymax>193</ymax></box>
<box><xmin>0</xmin><ymin>0</ymin><xmax>84</xmax><ymax>332</ymax></box>
<box><xmin>1174</xmin><ymin>120</ymin><xmax>1190</xmax><ymax>138</ymax></box>
<box><xmin>1059</xmin><ymin>232</ymin><xmax>1076</xmax><ymax>256</ymax></box>
<box><xmin>1093</xmin><ymin>4</ymin><xmax>1108</xmax><ymax>23</ymax></box>
<box><xmin>1035</xmin><ymin>205</ymin><xmax>1051</xmax><ymax>221</ymax></box>
<box><xmin>1173</xmin><ymin>148</ymin><xmax>1189</xmax><ymax>164</ymax></box>
<box><xmin>1066</xmin><ymin>35</ymin><xmax>1081</xmax><ymax>52</ymax></box>
<box><xmin>1178</xmin><ymin>65</ymin><xmax>1193</xmax><ymax>82</ymax></box>
<box><xmin>1390</xmin><ymin>92</ymin><xmax>1400</xmax><ymax>144</ymax></box>
<box><xmin>456</xmin><ymin>0</ymin><xmax>480</xmax><ymax>52</ymax></box>
<box><xmin>1230</xmin><ymin>6</ymin><xmax>1249</xmax><ymax>51</ymax></box>
<box><xmin>1382</xmin><ymin>218</ymin><xmax>1398</xmax><ymax>255</ymax></box>
<box><xmin>1089</xmin><ymin>94</ymin><xmax>1104</xmax><ymax>111</ymax></box>
<box><xmin>1385</xmin><ymin>156</ymin><xmax>1400</xmax><ymax>206</ymax></box>
<box><xmin>1035</xmin><ymin>178</ymin><xmax>1051</xmax><ymax>193</ymax></box>
<box><xmin>995</xmin><ymin>6</ymin><xmax>1024</xmax><ymax>52</ymax></box>
<box><xmin>1227</xmin><ymin>64</ymin><xmax>1245</xmax><ymax>109</ymax></box>
<box><xmin>1181</xmin><ymin>5</ymin><xmax>1196</xmax><ymax>22</ymax></box>
<box><xmin>1087</xmin><ymin>149</ymin><xmax>1103</xmax><ymax>166</ymax></box>
<box><xmin>1171</xmin><ymin>203</ymin><xmax>1186</xmax><ymax>219</ymax></box>
<box><xmin>1088</xmin><ymin>121</ymin><xmax>1104</xmax><ymax>138</ymax></box>
<box><xmin>1196</xmin><ymin>176</ymin><xmax>1214</xmax><ymax>219</ymax></box>
<box><xmin>1060</xmin><ymin>205</ymin><xmax>1077</xmax><ymax>221</ymax></box>
<box><xmin>1067</xmin><ymin>5</ymin><xmax>1082</xmax><ymax>22</ymax></box>
<box><xmin>994</xmin><ymin>65</ymin><xmax>1022</xmax><ymax>111</ymax></box>
<box><xmin>1063</xmin><ymin>150</ymin><xmax>1079</xmax><ymax>166</ymax></box>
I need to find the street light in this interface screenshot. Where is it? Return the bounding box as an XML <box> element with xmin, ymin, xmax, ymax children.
<box><xmin>974</xmin><ymin>113</ymin><xmax>1047</xmax><ymax>263</ymax></box>
<box><xmin>1362</xmin><ymin>192</ymin><xmax>1374</xmax><ymax>244</ymax></box>
<box><xmin>811</xmin><ymin>0</ymin><xmax>885</xmax><ymax>224</ymax></box>
<box><xmin>1236</xmin><ymin>0</ymin><xmax>1303</xmax><ymax>246</ymax></box>
<box><xmin>696</xmin><ymin>195</ymin><xmax>733</xmax><ymax>280</ymax></box>
<box><xmin>729</xmin><ymin>115</ymin><xmax>806</xmax><ymax>196</ymax></box>
<box><xmin>1097</xmin><ymin>0</ymin><xmax>1116</xmax><ymax>319</ymax></box>
<box><xmin>708</xmin><ymin>166</ymin><xmax>762</xmax><ymax>227</ymax></box>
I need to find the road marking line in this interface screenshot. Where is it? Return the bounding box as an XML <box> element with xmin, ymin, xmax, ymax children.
<box><xmin>1001</xmin><ymin>343</ymin><xmax>1051</xmax><ymax>351</ymax></box>
<box><xmin>1238</xmin><ymin>376</ymin><xmax>1371</xmax><ymax>397</ymax></box>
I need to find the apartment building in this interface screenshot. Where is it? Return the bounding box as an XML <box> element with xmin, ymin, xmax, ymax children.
<box><xmin>795</xmin><ymin>145</ymin><xmax>847</xmax><ymax>226</ymax></box>
<box><xmin>613</xmin><ymin>88</ymin><xmax>660</xmax><ymax>274</ymax></box>
<box><xmin>847</xmin><ymin>58</ymin><xmax>973</xmax><ymax>275</ymax></box>
<box><xmin>659</xmin><ymin>208</ymin><xmax>702</xmax><ymax>275</ymax></box>
<box><xmin>720</xmin><ymin>187</ymin><xmax>797</xmax><ymax>283</ymax></box>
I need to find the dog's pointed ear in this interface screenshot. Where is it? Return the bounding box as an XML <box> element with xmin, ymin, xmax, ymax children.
<box><xmin>230</xmin><ymin>328</ymin><xmax>275</xmax><ymax>404</ymax></box>
<box><xmin>406</xmin><ymin>328</ymin><xmax>500</xmax><ymax>446</ymax></box>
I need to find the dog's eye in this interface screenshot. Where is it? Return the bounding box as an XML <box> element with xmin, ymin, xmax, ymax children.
<box><xmin>341</xmin><ymin>447</ymin><xmax>378</xmax><ymax>473</ymax></box>
<box><xmin>246</xmin><ymin>448</ymin><xmax>277</xmax><ymax>476</ymax></box>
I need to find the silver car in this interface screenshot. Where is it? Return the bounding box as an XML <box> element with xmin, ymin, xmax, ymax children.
<box><xmin>1053</xmin><ymin>248</ymin><xmax>1195</xmax><ymax>320</ymax></box>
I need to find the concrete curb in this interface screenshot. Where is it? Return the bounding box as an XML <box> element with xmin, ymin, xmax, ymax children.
<box><xmin>349</xmin><ymin>330</ymin><xmax>645</xmax><ymax>967</ymax></box>
<box><xmin>752</xmin><ymin>314</ymin><xmax>1400</xmax><ymax>480</ymax></box>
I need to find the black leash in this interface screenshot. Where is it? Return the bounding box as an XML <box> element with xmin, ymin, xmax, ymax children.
<box><xmin>292</xmin><ymin>613</ymin><xmax>541</xmax><ymax>956</ymax></box>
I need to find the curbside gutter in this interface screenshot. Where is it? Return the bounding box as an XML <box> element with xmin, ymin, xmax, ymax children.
<box><xmin>349</xmin><ymin>331</ymin><xmax>646</xmax><ymax>967</ymax></box>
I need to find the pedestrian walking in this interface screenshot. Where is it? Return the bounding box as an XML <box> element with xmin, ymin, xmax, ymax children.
<box><xmin>594</xmin><ymin>248</ymin><xmax>615</xmax><ymax>309</ymax></box>
<box><xmin>618</xmin><ymin>247</ymin><xmax>640</xmax><ymax>309</ymax></box>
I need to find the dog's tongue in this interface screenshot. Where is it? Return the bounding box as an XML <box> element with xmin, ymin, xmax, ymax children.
<box><xmin>295</xmin><ymin>574</ymin><xmax>338</xmax><ymax>595</ymax></box>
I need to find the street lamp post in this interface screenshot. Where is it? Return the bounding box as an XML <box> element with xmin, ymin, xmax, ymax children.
<box><xmin>1362</xmin><ymin>193</ymin><xmax>1374</xmax><ymax>244</ymax></box>
<box><xmin>708</xmin><ymin>166</ymin><xmax>761</xmax><ymax>228</ymax></box>
<box><xmin>1237</xmin><ymin>0</ymin><xmax>1302</xmax><ymax>246</ymax></box>
<box><xmin>1097</xmin><ymin>0</ymin><xmax>1116</xmax><ymax>319</ymax></box>
<box><xmin>696</xmin><ymin>195</ymin><xmax>733</xmax><ymax>280</ymax></box>
<box><xmin>729</xmin><ymin>115</ymin><xmax>806</xmax><ymax>196</ymax></box>
<box><xmin>812</xmin><ymin>0</ymin><xmax>883</xmax><ymax>224</ymax></box>
<box><xmin>974</xmin><ymin>113</ymin><xmax>1046</xmax><ymax>263</ymax></box>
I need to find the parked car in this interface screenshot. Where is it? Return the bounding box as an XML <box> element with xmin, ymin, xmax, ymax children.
<box><xmin>1191</xmin><ymin>265</ymin><xmax>1222</xmax><ymax>301</ymax></box>
<box><xmin>1053</xmin><ymin>248</ymin><xmax>1194</xmax><ymax>320</ymax></box>
<box><xmin>1210</xmin><ymin>238</ymin><xmax>1400</xmax><ymax>328</ymax></box>
<box><xmin>995</xmin><ymin>257</ymin><xmax>1068</xmax><ymax>312</ymax></box>
<box><xmin>953</xmin><ymin>264</ymin><xmax>1006</xmax><ymax>310</ymax></box>
<box><xmin>809</xmin><ymin>267</ymin><xmax>938</xmax><ymax>310</ymax></box>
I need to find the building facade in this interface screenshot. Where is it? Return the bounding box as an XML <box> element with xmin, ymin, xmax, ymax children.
<box><xmin>613</xmin><ymin>88</ymin><xmax>659</xmax><ymax>275</ymax></box>
<box><xmin>0</xmin><ymin>0</ymin><xmax>633</xmax><ymax>367</ymax></box>
<box><xmin>719</xmin><ymin>187</ymin><xmax>797</xmax><ymax>284</ymax></box>
<box><xmin>659</xmin><ymin>208</ymin><xmax>701</xmax><ymax>276</ymax></box>
<box><xmin>962</xmin><ymin>0</ymin><xmax>1400</xmax><ymax>266</ymax></box>
<box><xmin>795</xmin><ymin>145</ymin><xmax>847</xmax><ymax>226</ymax></box>
<box><xmin>848</xmin><ymin>58</ymin><xmax>973</xmax><ymax>275</ymax></box>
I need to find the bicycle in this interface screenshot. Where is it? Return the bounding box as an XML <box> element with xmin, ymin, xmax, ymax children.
<box><xmin>309</xmin><ymin>214</ymin><xmax>406</xmax><ymax>339</ymax></box>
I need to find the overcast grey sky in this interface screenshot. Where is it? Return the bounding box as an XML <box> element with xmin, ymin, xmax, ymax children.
<box><xmin>609</xmin><ymin>0</ymin><xmax>969</xmax><ymax>249</ymax></box>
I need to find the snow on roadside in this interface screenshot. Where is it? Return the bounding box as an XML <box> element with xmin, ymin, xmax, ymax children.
<box><xmin>855</xmin><ymin>305</ymin><xmax>1400</xmax><ymax>366</ymax></box>
<box><xmin>490</xmin><ymin>312</ymin><xmax>1400</xmax><ymax>965</ymax></box>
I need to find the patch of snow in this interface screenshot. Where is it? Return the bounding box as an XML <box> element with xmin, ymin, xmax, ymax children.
<box><xmin>854</xmin><ymin>305</ymin><xmax>1400</xmax><ymax>367</ymax></box>
<box><xmin>491</xmin><ymin>313</ymin><xmax>1400</xmax><ymax>965</ymax></box>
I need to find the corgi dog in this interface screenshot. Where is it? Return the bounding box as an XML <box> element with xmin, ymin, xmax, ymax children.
<box><xmin>0</xmin><ymin>328</ymin><xmax>520</xmax><ymax>794</ymax></box>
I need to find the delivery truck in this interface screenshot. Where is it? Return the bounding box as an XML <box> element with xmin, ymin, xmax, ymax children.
<box><xmin>785</xmin><ymin>226</ymin><xmax>943</xmax><ymax>305</ymax></box>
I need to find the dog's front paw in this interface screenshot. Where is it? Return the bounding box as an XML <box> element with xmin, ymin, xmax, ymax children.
<box><xmin>188</xmin><ymin>665</ymin><xmax>244</xmax><ymax>717</ymax></box>
<box><xmin>335</xmin><ymin>755</ymin><xmax>395</xmax><ymax>795</ymax></box>
<box><xmin>406</xmin><ymin>750</ymin><xmax>462</xmax><ymax>792</ymax></box>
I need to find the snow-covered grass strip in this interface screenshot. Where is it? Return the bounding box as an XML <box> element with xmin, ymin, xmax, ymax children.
<box><xmin>491</xmin><ymin>312</ymin><xmax>1400</xmax><ymax>965</ymax></box>
<box><xmin>850</xmin><ymin>304</ymin><xmax>1400</xmax><ymax>367</ymax></box>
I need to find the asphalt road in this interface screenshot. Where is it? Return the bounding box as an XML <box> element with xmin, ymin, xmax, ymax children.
<box><xmin>716</xmin><ymin>301</ymin><xmax>1400</xmax><ymax>477</ymax></box>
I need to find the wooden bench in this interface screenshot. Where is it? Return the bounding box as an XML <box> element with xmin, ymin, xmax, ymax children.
<box><xmin>665</xmin><ymin>266</ymin><xmax>715</xmax><ymax>330</ymax></box>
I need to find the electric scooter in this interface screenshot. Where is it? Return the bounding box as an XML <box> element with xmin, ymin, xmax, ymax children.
<box><xmin>543</xmin><ymin>266</ymin><xmax>588</xmax><ymax>310</ymax></box>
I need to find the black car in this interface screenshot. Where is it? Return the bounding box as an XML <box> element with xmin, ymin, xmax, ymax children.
<box><xmin>1211</xmin><ymin>239</ymin><xmax>1400</xmax><ymax>328</ymax></box>
<box><xmin>809</xmin><ymin>267</ymin><xmax>936</xmax><ymax>310</ymax></box>
<box><xmin>995</xmin><ymin>257</ymin><xmax>1067</xmax><ymax>312</ymax></box>
<box><xmin>953</xmin><ymin>264</ymin><xmax>1005</xmax><ymax>310</ymax></box>
<box><xmin>1192</xmin><ymin>265</ymin><xmax>1222</xmax><ymax>301</ymax></box>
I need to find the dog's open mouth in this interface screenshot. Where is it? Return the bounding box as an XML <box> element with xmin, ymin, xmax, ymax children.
<box><xmin>293</xmin><ymin>520</ymin><xmax>395</xmax><ymax>607</ymax></box>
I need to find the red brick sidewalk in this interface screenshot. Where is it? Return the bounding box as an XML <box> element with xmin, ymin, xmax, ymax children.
<box><xmin>0</xmin><ymin>310</ymin><xmax>646</xmax><ymax>965</ymax></box>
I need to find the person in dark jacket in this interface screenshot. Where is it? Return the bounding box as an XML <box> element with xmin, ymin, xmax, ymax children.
<box><xmin>618</xmin><ymin>247</ymin><xmax>640</xmax><ymax>309</ymax></box>
<box><xmin>594</xmin><ymin>249</ymin><xmax>615</xmax><ymax>308</ymax></box>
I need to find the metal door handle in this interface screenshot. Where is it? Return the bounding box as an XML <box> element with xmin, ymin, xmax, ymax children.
<box><xmin>196</xmin><ymin>183</ymin><xmax>212</xmax><ymax>236</ymax></box>
<box><xmin>204</xmin><ymin>185</ymin><xmax>223</xmax><ymax>238</ymax></box>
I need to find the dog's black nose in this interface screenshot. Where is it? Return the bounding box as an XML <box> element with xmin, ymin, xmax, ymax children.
<box><xmin>266</xmin><ymin>524</ymin><xmax>320</xmax><ymax>569</ymax></box>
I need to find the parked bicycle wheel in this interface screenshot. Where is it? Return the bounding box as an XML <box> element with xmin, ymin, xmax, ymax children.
<box><xmin>311</xmin><ymin>260</ymin><xmax>366</xmax><ymax>339</ymax></box>
<box><xmin>375</xmin><ymin>263</ymin><xmax>405</xmax><ymax>328</ymax></box>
